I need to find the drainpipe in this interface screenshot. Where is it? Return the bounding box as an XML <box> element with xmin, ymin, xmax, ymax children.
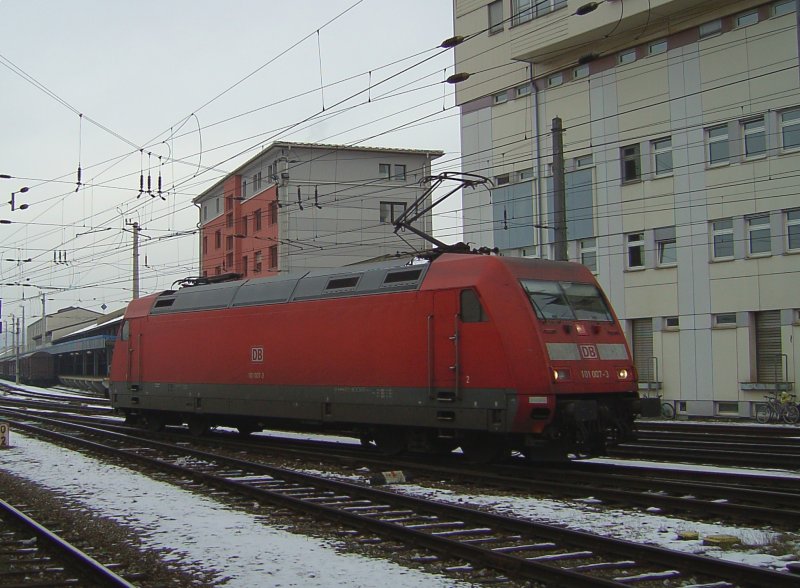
<box><xmin>529</xmin><ymin>63</ymin><xmax>544</xmax><ymax>257</ymax></box>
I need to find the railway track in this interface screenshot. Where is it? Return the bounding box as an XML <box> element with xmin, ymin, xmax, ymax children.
<box><xmin>0</xmin><ymin>496</ymin><xmax>136</xmax><ymax>587</ymax></box>
<box><xmin>4</xmin><ymin>411</ymin><xmax>800</xmax><ymax>587</ymax></box>
<box><xmin>2</xmin><ymin>395</ymin><xmax>800</xmax><ymax>529</ymax></box>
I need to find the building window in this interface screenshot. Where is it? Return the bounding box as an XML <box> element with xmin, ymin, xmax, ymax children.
<box><xmin>226</xmin><ymin>212</ymin><xmax>234</xmax><ymax>229</ymax></box>
<box><xmin>747</xmin><ymin>215</ymin><xmax>771</xmax><ymax>256</ymax></box>
<box><xmin>787</xmin><ymin>209</ymin><xmax>800</xmax><ymax>251</ymax></box>
<box><xmin>493</xmin><ymin>91</ymin><xmax>508</xmax><ymax>104</ymax></box>
<box><xmin>488</xmin><ymin>0</ymin><xmax>504</xmax><ymax>34</ymax></box>
<box><xmin>512</xmin><ymin>0</ymin><xmax>567</xmax><ymax>25</ymax></box>
<box><xmin>714</xmin><ymin>313</ymin><xmax>737</xmax><ymax>327</ymax></box>
<box><xmin>652</xmin><ymin>137</ymin><xmax>673</xmax><ymax>176</ymax></box>
<box><xmin>203</xmin><ymin>236</ymin><xmax>208</xmax><ymax>255</ymax></box>
<box><xmin>215</xmin><ymin>197</ymin><xmax>221</xmax><ymax>214</ymax></box>
<box><xmin>707</xmin><ymin>125</ymin><xmax>729</xmax><ymax>165</ymax></box>
<box><xmin>711</xmin><ymin>219</ymin><xmax>734</xmax><ymax>259</ymax></box>
<box><xmin>648</xmin><ymin>39</ymin><xmax>667</xmax><ymax>55</ymax></box>
<box><xmin>270</xmin><ymin>201</ymin><xmax>278</xmax><ymax>225</ymax></box>
<box><xmin>242</xmin><ymin>178</ymin><xmax>247</xmax><ymax>198</ymax></box>
<box><xmin>735</xmin><ymin>10</ymin><xmax>759</xmax><ymax>27</ymax></box>
<box><xmin>380</xmin><ymin>201</ymin><xmax>407</xmax><ymax>223</ymax></box>
<box><xmin>627</xmin><ymin>233</ymin><xmax>645</xmax><ymax>269</ymax></box>
<box><xmin>215</xmin><ymin>230</ymin><xmax>221</xmax><ymax>249</ymax></box>
<box><xmin>226</xmin><ymin>235</ymin><xmax>233</xmax><ymax>251</ymax></box>
<box><xmin>269</xmin><ymin>245</ymin><xmax>278</xmax><ymax>269</ymax></box>
<box><xmin>242</xmin><ymin>256</ymin><xmax>248</xmax><ymax>277</ymax></box>
<box><xmin>225</xmin><ymin>252</ymin><xmax>233</xmax><ymax>269</ymax></box>
<box><xmin>495</xmin><ymin>173</ymin><xmax>510</xmax><ymax>185</ymax></box>
<box><xmin>657</xmin><ymin>237</ymin><xmax>677</xmax><ymax>266</ymax></box>
<box><xmin>252</xmin><ymin>171</ymin><xmax>262</xmax><ymax>193</ymax></box>
<box><xmin>241</xmin><ymin>215</ymin><xmax>248</xmax><ymax>236</ymax></box>
<box><xmin>547</xmin><ymin>73</ymin><xmax>563</xmax><ymax>87</ymax></box>
<box><xmin>575</xmin><ymin>155</ymin><xmax>593</xmax><ymax>168</ymax></box>
<box><xmin>573</xmin><ymin>64</ymin><xmax>590</xmax><ymax>79</ymax></box>
<box><xmin>518</xmin><ymin>168</ymin><xmax>534</xmax><ymax>181</ymax></box>
<box><xmin>215</xmin><ymin>266</ymin><xmax>221</xmax><ymax>276</ymax></box>
<box><xmin>254</xmin><ymin>209</ymin><xmax>262</xmax><ymax>231</ymax></box>
<box><xmin>743</xmin><ymin>117</ymin><xmax>766</xmax><ymax>158</ymax></box>
<box><xmin>664</xmin><ymin>316</ymin><xmax>680</xmax><ymax>329</ymax></box>
<box><xmin>202</xmin><ymin>204</ymin><xmax>208</xmax><ymax>221</ymax></box>
<box><xmin>579</xmin><ymin>238</ymin><xmax>597</xmax><ymax>272</ymax></box>
<box><xmin>394</xmin><ymin>164</ymin><xmax>406</xmax><ymax>181</ymax></box>
<box><xmin>379</xmin><ymin>163</ymin><xmax>391</xmax><ymax>179</ymax></box>
<box><xmin>254</xmin><ymin>251</ymin><xmax>263</xmax><ymax>273</ymax></box>
<box><xmin>516</xmin><ymin>83</ymin><xmax>531</xmax><ymax>97</ymax></box>
<box><xmin>618</xmin><ymin>49</ymin><xmax>636</xmax><ymax>65</ymax></box>
<box><xmin>699</xmin><ymin>19</ymin><xmax>722</xmax><ymax>38</ymax></box>
<box><xmin>780</xmin><ymin>108</ymin><xmax>800</xmax><ymax>150</ymax></box>
<box><xmin>621</xmin><ymin>144</ymin><xmax>641</xmax><ymax>182</ymax></box>
<box><xmin>773</xmin><ymin>1</ymin><xmax>796</xmax><ymax>17</ymax></box>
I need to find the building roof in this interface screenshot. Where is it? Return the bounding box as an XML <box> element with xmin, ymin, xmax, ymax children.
<box><xmin>192</xmin><ymin>140</ymin><xmax>444</xmax><ymax>204</ymax></box>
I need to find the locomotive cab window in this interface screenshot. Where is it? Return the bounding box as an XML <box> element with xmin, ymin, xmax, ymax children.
<box><xmin>460</xmin><ymin>289</ymin><xmax>487</xmax><ymax>323</ymax></box>
<box><xmin>120</xmin><ymin>320</ymin><xmax>130</xmax><ymax>341</ymax></box>
<box><xmin>521</xmin><ymin>279</ymin><xmax>613</xmax><ymax>322</ymax></box>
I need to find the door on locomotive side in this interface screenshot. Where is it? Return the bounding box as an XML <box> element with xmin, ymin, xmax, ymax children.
<box><xmin>431</xmin><ymin>290</ymin><xmax>460</xmax><ymax>401</ymax></box>
<box><xmin>120</xmin><ymin>319</ymin><xmax>143</xmax><ymax>385</ymax></box>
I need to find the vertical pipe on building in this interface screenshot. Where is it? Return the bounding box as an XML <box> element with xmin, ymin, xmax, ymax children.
<box><xmin>529</xmin><ymin>64</ymin><xmax>544</xmax><ymax>256</ymax></box>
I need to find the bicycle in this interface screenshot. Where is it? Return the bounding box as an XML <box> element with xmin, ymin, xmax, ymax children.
<box><xmin>640</xmin><ymin>391</ymin><xmax>676</xmax><ymax>419</ymax></box>
<box><xmin>755</xmin><ymin>391</ymin><xmax>799</xmax><ymax>424</ymax></box>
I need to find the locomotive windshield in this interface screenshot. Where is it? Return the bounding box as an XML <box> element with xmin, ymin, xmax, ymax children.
<box><xmin>521</xmin><ymin>279</ymin><xmax>613</xmax><ymax>322</ymax></box>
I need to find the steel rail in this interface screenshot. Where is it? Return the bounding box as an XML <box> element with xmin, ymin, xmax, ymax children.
<box><xmin>0</xmin><ymin>497</ymin><xmax>136</xmax><ymax>588</ymax></box>
<box><xmin>7</xmin><ymin>415</ymin><xmax>800</xmax><ymax>588</ymax></box>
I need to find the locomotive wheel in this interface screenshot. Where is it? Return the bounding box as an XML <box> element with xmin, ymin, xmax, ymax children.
<box><xmin>460</xmin><ymin>434</ymin><xmax>508</xmax><ymax>464</ymax></box>
<box><xmin>146</xmin><ymin>414</ymin><xmax>165</xmax><ymax>432</ymax></box>
<box><xmin>187</xmin><ymin>416</ymin><xmax>209</xmax><ymax>437</ymax></box>
<box><xmin>374</xmin><ymin>429</ymin><xmax>407</xmax><ymax>455</ymax></box>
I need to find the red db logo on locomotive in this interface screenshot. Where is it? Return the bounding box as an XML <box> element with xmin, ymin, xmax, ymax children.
<box><xmin>251</xmin><ymin>347</ymin><xmax>264</xmax><ymax>363</ymax></box>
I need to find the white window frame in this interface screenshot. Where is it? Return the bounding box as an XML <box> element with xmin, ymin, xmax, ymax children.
<box><xmin>516</xmin><ymin>83</ymin><xmax>531</xmax><ymax>97</ymax></box>
<box><xmin>493</xmin><ymin>91</ymin><xmax>508</xmax><ymax>104</ymax></box>
<box><xmin>742</xmin><ymin>117</ymin><xmax>766</xmax><ymax>159</ymax></box>
<box><xmin>652</xmin><ymin>137</ymin><xmax>673</xmax><ymax>176</ymax></box>
<box><xmin>657</xmin><ymin>237</ymin><xmax>677</xmax><ymax>267</ymax></box>
<box><xmin>711</xmin><ymin>219</ymin><xmax>734</xmax><ymax>260</ymax></box>
<box><xmin>488</xmin><ymin>0</ymin><xmax>504</xmax><ymax>34</ymax></box>
<box><xmin>735</xmin><ymin>10</ymin><xmax>759</xmax><ymax>28</ymax></box>
<box><xmin>626</xmin><ymin>233</ymin><xmax>645</xmax><ymax>269</ymax></box>
<box><xmin>547</xmin><ymin>73</ymin><xmax>563</xmax><ymax>88</ymax></box>
<box><xmin>664</xmin><ymin>316</ymin><xmax>680</xmax><ymax>329</ymax></box>
<box><xmin>573</xmin><ymin>64</ymin><xmax>589</xmax><ymax>79</ymax></box>
<box><xmin>618</xmin><ymin>49</ymin><xmax>636</xmax><ymax>65</ymax></box>
<box><xmin>579</xmin><ymin>238</ymin><xmax>597</xmax><ymax>273</ymax></box>
<box><xmin>512</xmin><ymin>0</ymin><xmax>566</xmax><ymax>25</ymax></box>
<box><xmin>746</xmin><ymin>214</ymin><xmax>771</xmax><ymax>256</ymax></box>
<box><xmin>699</xmin><ymin>19</ymin><xmax>722</xmax><ymax>39</ymax></box>
<box><xmin>648</xmin><ymin>39</ymin><xmax>667</xmax><ymax>56</ymax></box>
<box><xmin>780</xmin><ymin>108</ymin><xmax>800</xmax><ymax>151</ymax></box>
<box><xmin>785</xmin><ymin>209</ymin><xmax>800</xmax><ymax>251</ymax></box>
<box><xmin>773</xmin><ymin>1</ymin><xmax>796</xmax><ymax>17</ymax></box>
<box><xmin>714</xmin><ymin>313</ymin><xmax>738</xmax><ymax>328</ymax></box>
<box><xmin>495</xmin><ymin>173</ymin><xmax>510</xmax><ymax>186</ymax></box>
<box><xmin>707</xmin><ymin>125</ymin><xmax>729</xmax><ymax>166</ymax></box>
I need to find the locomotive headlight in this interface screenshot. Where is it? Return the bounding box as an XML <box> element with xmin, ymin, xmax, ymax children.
<box><xmin>617</xmin><ymin>368</ymin><xmax>629</xmax><ymax>380</ymax></box>
<box><xmin>553</xmin><ymin>368</ymin><xmax>570</xmax><ymax>381</ymax></box>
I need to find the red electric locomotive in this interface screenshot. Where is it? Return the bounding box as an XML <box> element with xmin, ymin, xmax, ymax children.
<box><xmin>109</xmin><ymin>253</ymin><xmax>639</xmax><ymax>460</ymax></box>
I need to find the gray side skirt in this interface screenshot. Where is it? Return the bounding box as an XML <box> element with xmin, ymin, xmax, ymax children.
<box><xmin>111</xmin><ymin>382</ymin><xmax>519</xmax><ymax>433</ymax></box>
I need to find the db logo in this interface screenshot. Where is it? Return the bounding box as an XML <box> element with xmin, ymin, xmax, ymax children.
<box><xmin>251</xmin><ymin>347</ymin><xmax>264</xmax><ymax>363</ymax></box>
<box><xmin>579</xmin><ymin>344</ymin><xmax>598</xmax><ymax>359</ymax></box>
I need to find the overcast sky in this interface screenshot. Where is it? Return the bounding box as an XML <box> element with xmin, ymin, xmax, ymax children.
<box><xmin>0</xmin><ymin>0</ymin><xmax>460</xmax><ymax>326</ymax></box>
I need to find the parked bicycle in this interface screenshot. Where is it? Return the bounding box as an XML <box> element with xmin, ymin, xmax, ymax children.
<box><xmin>640</xmin><ymin>391</ymin><xmax>676</xmax><ymax>419</ymax></box>
<box><xmin>755</xmin><ymin>391</ymin><xmax>799</xmax><ymax>424</ymax></box>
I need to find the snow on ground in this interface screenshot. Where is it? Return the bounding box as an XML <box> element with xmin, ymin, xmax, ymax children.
<box><xmin>0</xmin><ymin>433</ymin><xmax>470</xmax><ymax>587</ymax></box>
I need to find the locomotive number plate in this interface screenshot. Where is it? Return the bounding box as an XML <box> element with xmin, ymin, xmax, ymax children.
<box><xmin>0</xmin><ymin>422</ymin><xmax>9</xmax><ymax>448</ymax></box>
<box><xmin>581</xmin><ymin>369</ymin><xmax>610</xmax><ymax>379</ymax></box>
